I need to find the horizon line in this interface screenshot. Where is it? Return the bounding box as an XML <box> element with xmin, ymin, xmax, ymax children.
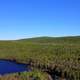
<box><xmin>0</xmin><ymin>35</ymin><xmax>80</xmax><ymax>41</ymax></box>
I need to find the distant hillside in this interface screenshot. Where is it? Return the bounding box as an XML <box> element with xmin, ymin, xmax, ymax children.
<box><xmin>18</xmin><ymin>36</ymin><xmax>80</xmax><ymax>44</ymax></box>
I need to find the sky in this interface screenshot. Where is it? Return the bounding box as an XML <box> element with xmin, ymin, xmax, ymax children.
<box><xmin>0</xmin><ymin>0</ymin><xmax>80</xmax><ymax>40</ymax></box>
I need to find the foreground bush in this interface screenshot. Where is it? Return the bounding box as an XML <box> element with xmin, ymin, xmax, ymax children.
<box><xmin>0</xmin><ymin>70</ymin><xmax>50</xmax><ymax>80</ymax></box>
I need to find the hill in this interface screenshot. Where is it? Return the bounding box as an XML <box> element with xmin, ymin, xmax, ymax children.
<box><xmin>0</xmin><ymin>36</ymin><xmax>80</xmax><ymax>80</ymax></box>
<box><xmin>19</xmin><ymin>36</ymin><xmax>80</xmax><ymax>43</ymax></box>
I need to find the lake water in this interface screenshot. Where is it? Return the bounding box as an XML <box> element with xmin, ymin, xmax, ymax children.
<box><xmin>0</xmin><ymin>60</ymin><xmax>29</xmax><ymax>75</ymax></box>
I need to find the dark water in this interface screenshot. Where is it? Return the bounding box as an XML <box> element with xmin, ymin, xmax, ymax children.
<box><xmin>0</xmin><ymin>60</ymin><xmax>30</xmax><ymax>75</ymax></box>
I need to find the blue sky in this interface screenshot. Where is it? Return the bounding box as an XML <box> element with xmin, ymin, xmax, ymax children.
<box><xmin>0</xmin><ymin>0</ymin><xmax>80</xmax><ymax>40</ymax></box>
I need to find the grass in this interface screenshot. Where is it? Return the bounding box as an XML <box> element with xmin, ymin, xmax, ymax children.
<box><xmin>0</xmin><ymin>36</ymin><xmax>80</xmax><ymax>80</ymax></box>
<box><xmin>0</xmin><ymin>70</ymin><xmax>49</xmax><ymax>80</ymax></box>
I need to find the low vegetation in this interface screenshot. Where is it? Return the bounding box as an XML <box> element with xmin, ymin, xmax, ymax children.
<box><xmin>0</xmin><ymin>70</ymin><xmax>49</xmax><ymax>80</ymax></box>
<box><xmin>0</xmin><ymin>36</ymin><xmax>80</xmax><ymax>80</ymax></box>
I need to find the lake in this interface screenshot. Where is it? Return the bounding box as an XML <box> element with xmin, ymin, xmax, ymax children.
<box><xmin>0</xmin><ymin>60</ymin><xmax>30</xmax><ymax>75</ymax></box>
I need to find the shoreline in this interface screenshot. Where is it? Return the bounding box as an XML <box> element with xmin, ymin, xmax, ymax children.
<box><xmin>0</xmin><ymin>59</ymin><xmax>68</xmax><ymax>80</ymax></box>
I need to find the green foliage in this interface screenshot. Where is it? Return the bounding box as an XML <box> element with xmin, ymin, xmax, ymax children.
<box><xmin>0</xmin><ymin>70</ymin><xmax>49</xmax><ymax>80</ymax></box>
<box><xmin>0</xmin><ymin>36</ymin><xmax>80</xmax><ymax>79</ymax></box>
